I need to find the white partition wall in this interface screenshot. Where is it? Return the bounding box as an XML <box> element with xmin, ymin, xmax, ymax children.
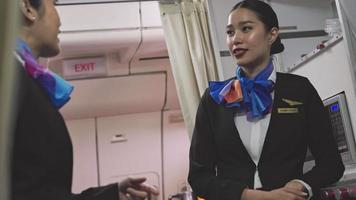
<box><xmin>97</xmin><ymin>112</ymin><xmax>163</xmax><ymax>199</ymax></box>
<box><xmin>66</xmin><ymin>110</ymin><xmax>191</xmax><ymax>200</ymax></box>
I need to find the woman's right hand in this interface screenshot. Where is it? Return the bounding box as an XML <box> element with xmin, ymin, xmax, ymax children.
<box><xmin>268</xmin><ymin>187</ymin><xmax>307</xmax><ymax>200</ymax></box>
<box><xmin>241</xmin><ymin>187</ymin><xmax>307</xmax><ymax>200</ymax></box>
<box><xmin>118</xmin><ymin>177</ymin><xmax>159</xmax><ymax>200</ymax></box>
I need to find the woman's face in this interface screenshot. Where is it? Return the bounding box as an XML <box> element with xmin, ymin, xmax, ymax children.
<box><xmin>226</xmin><ymin>8</ymin><xmax>276</xmax><ymax>70</ymax></box>
<box><xmin>31</xmin><ymin>0</ymin><xmax>61</xmax><ymax>58</ymax></box>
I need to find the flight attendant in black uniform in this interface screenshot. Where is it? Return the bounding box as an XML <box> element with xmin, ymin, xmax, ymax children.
<box><xmin>11</xmin><ymin>0</ymin><xmax>159</xmax><ymax>199</ymax></box>
<box><xmin>188</xmin><ymin>0</ymin><xmax>344</xmax><ymax>199</ymax></box>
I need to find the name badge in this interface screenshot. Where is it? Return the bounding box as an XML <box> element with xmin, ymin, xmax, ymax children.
<box><xmin>278</xmin><ymin>108</ymin><xmax>299</xmax><ymax>114</ymax></box>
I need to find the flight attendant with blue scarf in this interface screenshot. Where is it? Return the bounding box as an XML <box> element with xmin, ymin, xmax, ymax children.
<box><xmin>188</xmin><ymin>1</ymin><xmax>344</xmax><ymax>200</ymax></box>
<box><xmin>11</xmin><ymin>0</ymin><xmax>159</xmax><ymax>199</ymax></box>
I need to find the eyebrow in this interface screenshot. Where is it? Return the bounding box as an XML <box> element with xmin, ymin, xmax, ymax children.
<box><xmin>226</xmin><ymin>20</ymin><xmax>255</xmax><ymax>29</ymax></box>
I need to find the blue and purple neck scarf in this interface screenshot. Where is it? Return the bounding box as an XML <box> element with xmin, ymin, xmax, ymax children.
<box><xmin>209</xmin><ymin>60</ymin><xmax>275</xmax><ymax>121</ymax></box>
<box><xmin>15</xmin><ymin>38</ymin><xmax>73</xmax><ymax>109</ymax></box>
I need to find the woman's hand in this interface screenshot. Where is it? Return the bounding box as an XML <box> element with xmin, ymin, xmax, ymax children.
<box><xmin>118</xmin><ymin>177</ymin><xmax>159</xmax><ymax>200</ymax></box>
<box><xmin>268</xmin><ymin>187</ymin><xmax>307</xmax><ymax>200</ymax></box>
<box><xmin>241</xmin><ymin>186</ymin><xmax>307</xmax><ymax>200</ymax></box>
<box><xmin>285</xmin><ymin>180</ymin><xmax>305</xmax><ymax>192</ymax></box>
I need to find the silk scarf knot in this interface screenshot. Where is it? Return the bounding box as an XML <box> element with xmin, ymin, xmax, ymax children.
<box><xmin>209</xmin><ymin>59</ymin><xmax>275</xmax><ymax>121</ymax></box>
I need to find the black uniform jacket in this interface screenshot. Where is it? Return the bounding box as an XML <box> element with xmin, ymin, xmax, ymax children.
<box><xmin>188</xmin><ymin>72</ymin><xmax>345</xmax><ymax>200</ymax></box>
<box><xmin>11</xmin><ymin>61</ymin><xmax>118</xmax><ymax>200</ymax></box>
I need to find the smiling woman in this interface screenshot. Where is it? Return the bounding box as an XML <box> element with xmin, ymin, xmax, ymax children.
<box><xmin>188</xmin><ymin>0</ymin><xmax>345</xmax><ymax>200</ymax></box>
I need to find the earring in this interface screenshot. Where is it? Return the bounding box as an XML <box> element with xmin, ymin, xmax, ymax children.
<box><xmin>32</xmin><ymin>16</ymin><xmax>36</xmax><ymax>21</ymax></box>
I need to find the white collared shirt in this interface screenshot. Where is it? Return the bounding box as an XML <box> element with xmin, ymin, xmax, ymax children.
<box><xmin>234</xmin><ymin>67</ymin><xmax>276</xmax><ymax>189</ymax></box>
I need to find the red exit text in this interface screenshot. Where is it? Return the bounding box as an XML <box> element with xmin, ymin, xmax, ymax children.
<box><xmin>74</xmin><ymin>62</ymin><xmax>96</xmax><ymax>72</ymax></box>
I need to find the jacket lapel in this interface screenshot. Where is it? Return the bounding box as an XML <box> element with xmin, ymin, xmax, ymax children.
<box><xmin>259</xmin><ymin>73</ymin><xmax>282</xmax><ymax>163</ymax></box>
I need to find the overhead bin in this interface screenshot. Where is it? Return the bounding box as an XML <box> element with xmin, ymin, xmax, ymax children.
<box><xmin>56</xmin><ymin>2</ymin><xmax>141</xmax><ymax>60</ymax></box>
<box><xmin>58</xmin><ymin>30</ymin><xmax>141</xmax><ymax>60</ymax></box>
<box><xmin>53</xmin><ymin>1</ymin><xmax>167</xmax><ymax>72</ymax></box>
<box><xmin>57</xmin><ymin>2</ymin><xmax>140</xmax><ymax>31</ymax></box>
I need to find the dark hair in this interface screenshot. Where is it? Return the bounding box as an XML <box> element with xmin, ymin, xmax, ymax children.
<box><xmin>231</xmin><ymin>0</ymin><xmax>284</xmax><ymax>54</ymax></box>
<box><xmin>29</xmin><ymin>0</ymin><xmax>42</xmax><ymax>9</ymax></box>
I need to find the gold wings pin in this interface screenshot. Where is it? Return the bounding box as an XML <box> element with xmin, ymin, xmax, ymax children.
<box><xmin>282</xmin><ymin>98</ymin><xmax>303</xmax><ymax>106</ymax></box>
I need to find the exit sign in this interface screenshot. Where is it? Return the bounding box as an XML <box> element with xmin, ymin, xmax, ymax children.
<box><xmin>62</xmin><ymin>57</ymin><xmax>107</xmax><ymax>79</ymax></box>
